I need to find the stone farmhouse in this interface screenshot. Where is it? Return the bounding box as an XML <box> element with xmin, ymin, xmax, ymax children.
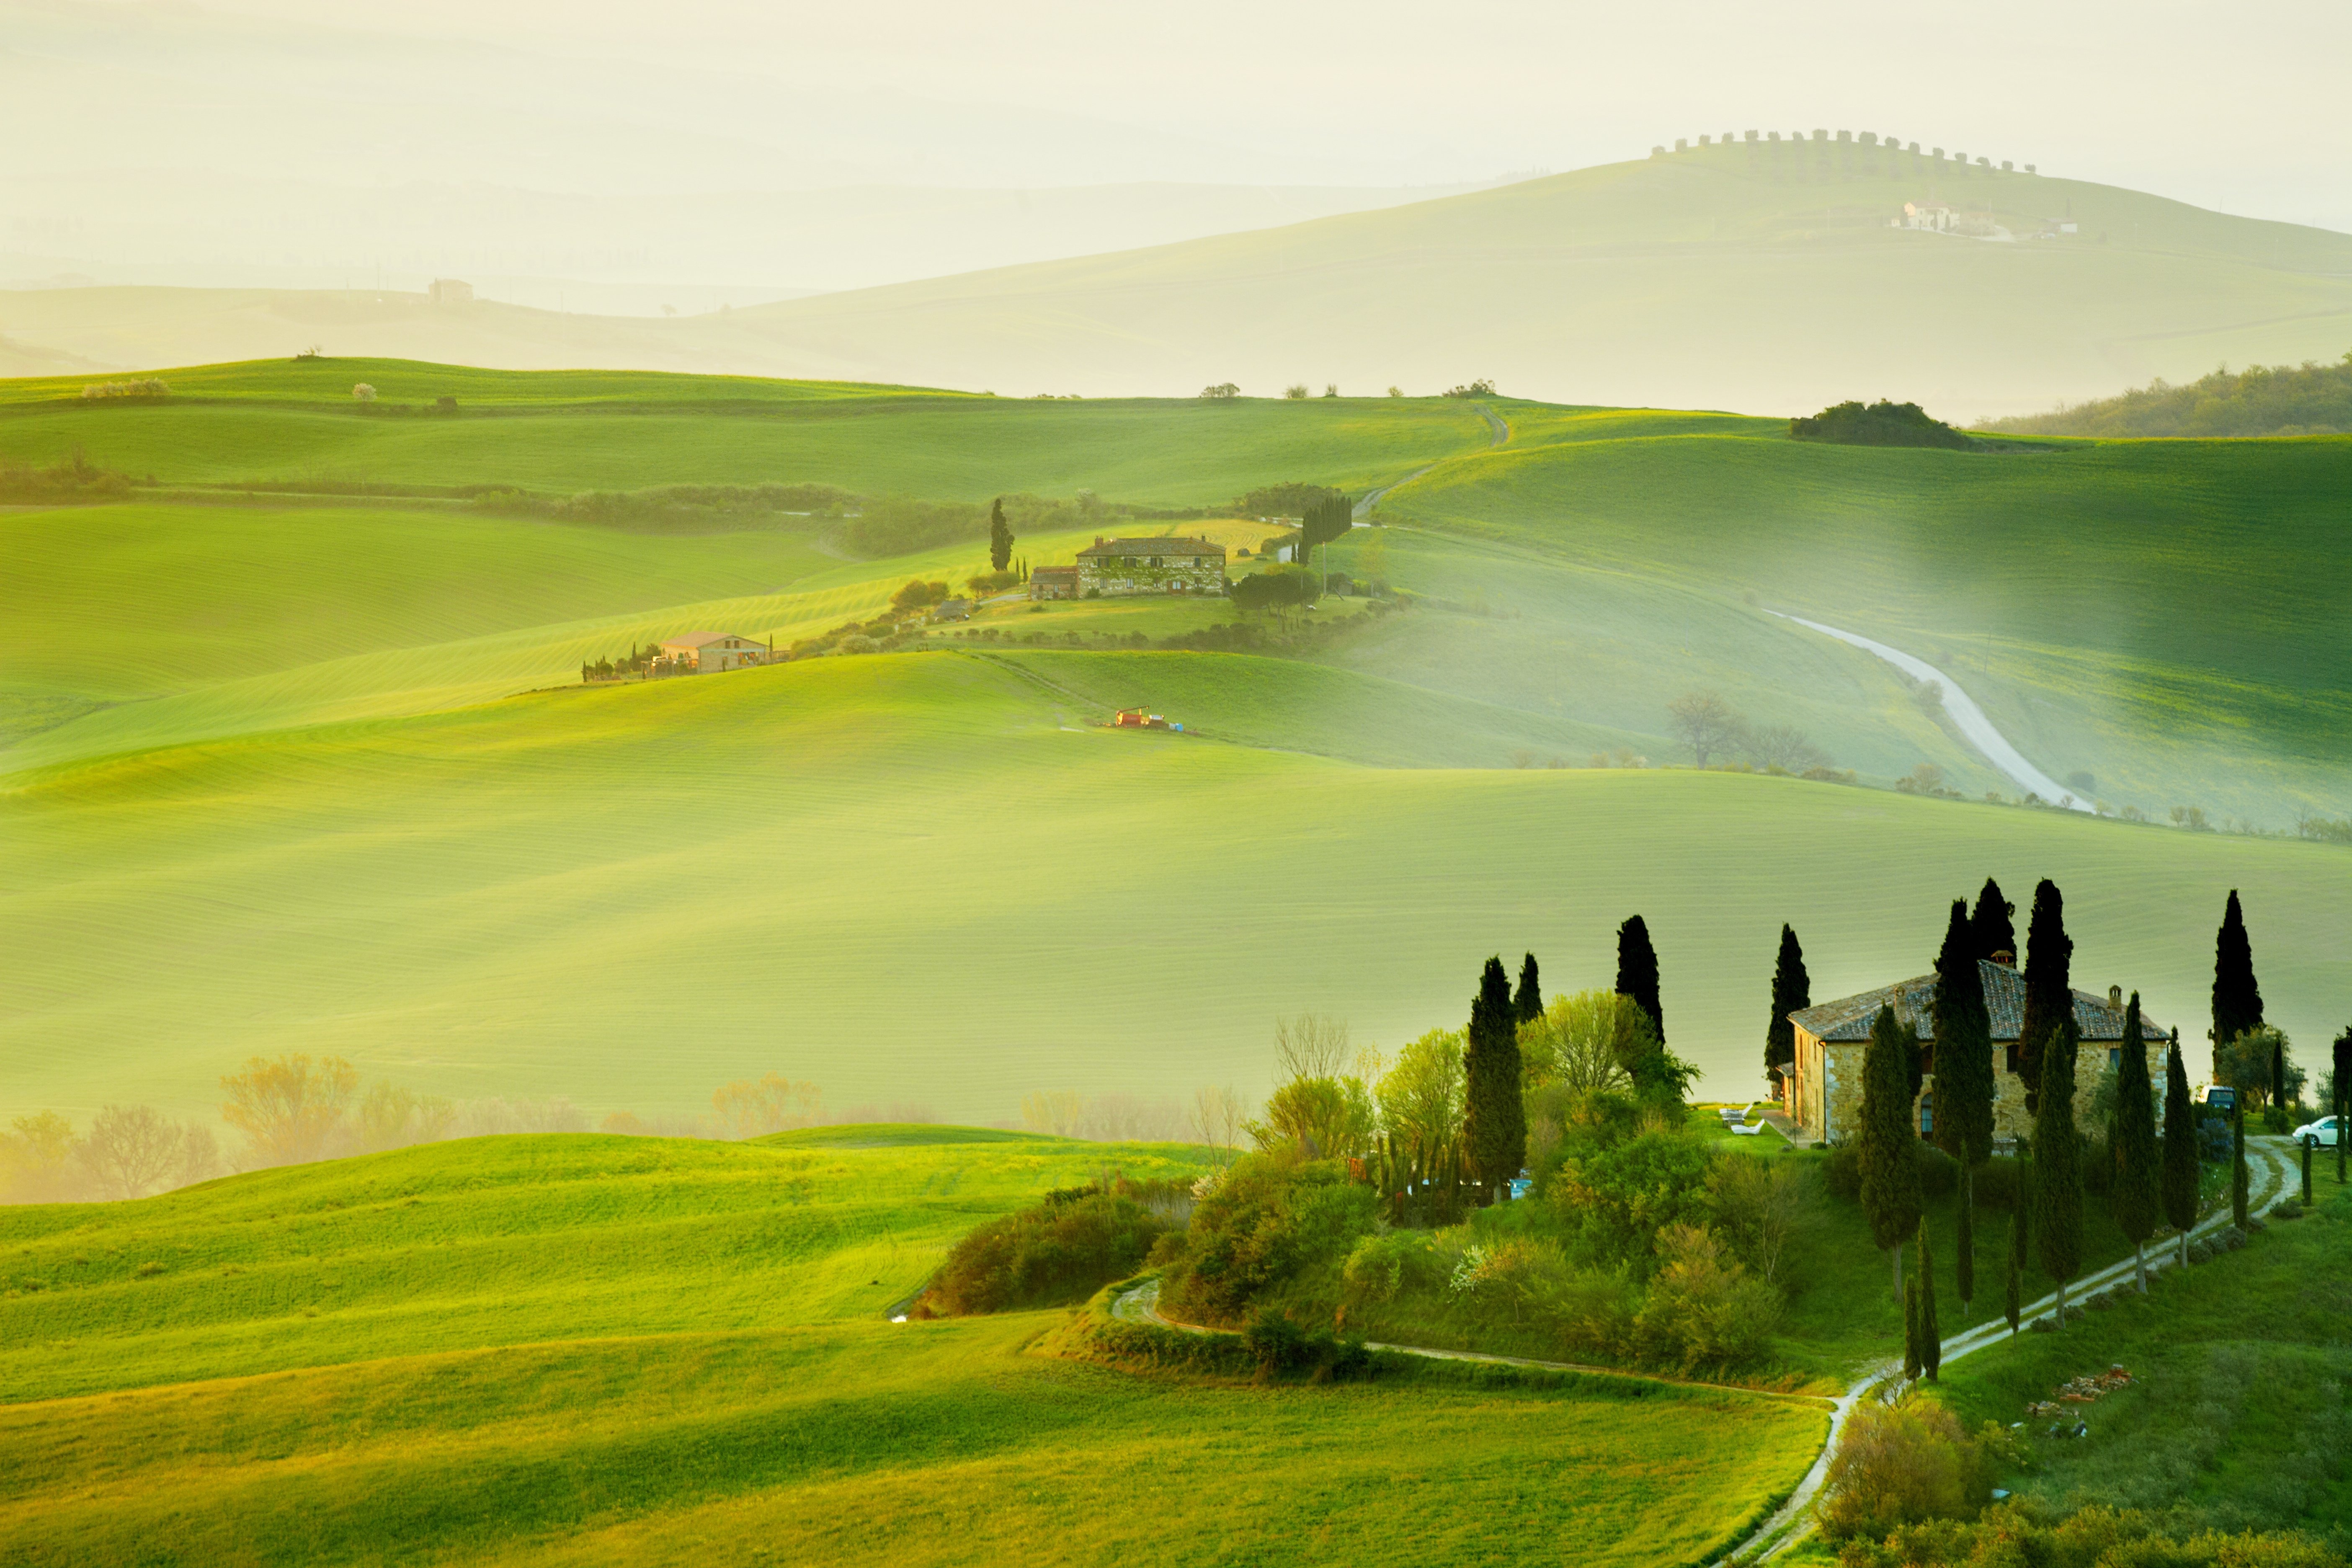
<box><xmin>657</xmin><ymin>631</ymin><xmax>770</xmax><ymax>672</ymax></box>
<box><xmin>1073</xmin><ymin>536</ymin><xmax>1227</xmax><ymax>597</ymax></box>
<box><xmin>1780</xmin><ymin>959</ymin><xmax>2171</xmax><ymax>1146</ymax></box>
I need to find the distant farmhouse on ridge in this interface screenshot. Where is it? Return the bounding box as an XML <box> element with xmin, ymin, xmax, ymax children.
<box><xmin>1032</xmin><ymin>536</ymin><xmax>1227</xmax><ymax>601</ymax></box>
<box><xmin>656</xmin><ymin>631</ymin><xmax>771</xmax><ymax>672</ymax></box>
<box><xmin>1778</xmin><ymin>957</ymin><xmax>2171</xmax><ymax>1147</ymax></box>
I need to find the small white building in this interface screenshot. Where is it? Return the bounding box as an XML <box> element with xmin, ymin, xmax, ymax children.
<box><xmin>658</xmin><ymin>631</ymin><xmax>770</xmax><ymax>672</ymax></box>
<box><xmin>1901</xmin><ymin>201</ymin><xmax>1956</xmax><ymax>232</ymax></box>
<box><xmin>427</xmin><ymin>279</ymin><xmax>475</xmax><ymax>305</ymax></box>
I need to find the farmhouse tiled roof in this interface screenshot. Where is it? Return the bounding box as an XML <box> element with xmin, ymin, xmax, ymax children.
<box><xmin>1076</xmin><ymin>537</ymin><xmax>1224</xmax><ymax>557</ymax></box>
<box><xmin>1789</xmin><ymin>960</ymin><xmax>2166</xmax><ymax>1044</ymax></box>
<box><xmin>1032</xmin><ymin>565</ymin><xmax>1079</xmax><ymax>578</ymax></box>
<box><xmin>660</xmin><ymin>630</ymin><xmax>753</xmax><ymax>648</ymax></box>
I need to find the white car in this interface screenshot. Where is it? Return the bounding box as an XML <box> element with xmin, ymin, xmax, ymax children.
<box><xmin>2293</xmin><ymin>1115</ymin><xmax>2342</xmax><ymax>1149</ymax></box>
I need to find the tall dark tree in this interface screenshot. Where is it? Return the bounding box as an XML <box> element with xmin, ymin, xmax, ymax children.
<box><xmin>2110</xmin><ymin>993</ymin><xmax>2160</xmax><ymax>1292</ymax></box>
<box><xmin>1514</xmin><ymin>953</ymin><xmax>1543</xmax><ymax>1026</ymax></box>
<box><xmin>1615</xmin><ymin>916</ymin><xmax>1665</xmax><ymax>1045</ymax></box>
<box><xmin>1902</xmin><ymin>1278</ymin><xmax>1921</xmax><ymax>1382</ymax></box>
<box><xmin>1462</xmin><ymin>957</ymin><xmax>1525</xmax><ymax>1201</ymax></box>
<box><xmin>2032</xmin><ymin>1019</ymin><xmax>2084</xmax><ymax>1327</ymax></box>
<box><xmin>2162</xmin><ymin>1034</ymin><xmax>2199</xmax><ymax>1267</ymax></box>
<box><xmin>2271</xmin><ymin>1034</ymin><xmax>2287</xmax><ymax>1114</ymax></box>
<box><xmin>1970</xmin><ymin>877</ymin><xmax>2016</xmax><ymax>962</ymax></box>
<box><xmin>2210</xmin><ymin>889</ymin><xmax>2264</xmax><ymax>1078</ymax></box>
<box><xmin>1765</xmin><ymin>925</ymin><xmax>1810</xmax><ymax>1078</ymax></box>
<box><xmin>2335</xmin><ymin>1027</ymin><xmax>2351</xmax><ymax>1186</ymax></box>
<box><xmin>1916</xmin><ymin>1214</ymin><xmax>1941</xmax><ymax>1380</ymax></box>
<box><xmin>987</xmin><ymin>497</ymin><xmax>1014</xmax><ymax>573</ymax></box>
<box><xmin>1930</xmin><ymin>899</ymin><xmax>1995</xmax><ymax>1168</ymax></box>
<box><xmin>2017</xmin><ymin>879</ymin><xmax>2073</xmax><ymax>1113</ymax></box>
<box><xmin>1859</xmin><ymin>1004</ymin><xmax>1926</xmax><ymax>1300</ymax></box>
<box><xmin>1955</xmin><ymin>1162</ymin><xmax>1975</xmax><ymax>1311</ymax></box>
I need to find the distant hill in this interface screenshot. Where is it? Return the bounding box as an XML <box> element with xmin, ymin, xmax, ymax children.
<box><xmin>7</xmin><ymin>143</ymin><xmax>2351</xmax><ymax>419</ymax></box>
<box><xmin>1986</xmin><ymin>353</ymin><xmax>2352</xmax><ymax>437</ymax></box>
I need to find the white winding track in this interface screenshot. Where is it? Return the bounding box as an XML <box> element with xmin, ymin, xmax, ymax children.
<box><xmin>1771</xmin><ymin>613</ymin><xmax>2092</xmax><ymax>812</ymax></box>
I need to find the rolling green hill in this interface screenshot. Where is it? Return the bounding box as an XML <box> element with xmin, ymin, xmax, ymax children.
<box><xmin>10</xmin><ymin>144</ymin><xmax>2349</xmax><ymax>418</ymax></box>
<box><xmin>0</xmin><ymin>1130</ymin><xmax>1823</xmax><ymax>1566</ymax></box>
<box><xmin>7</xmin><ymin>649</ymin><xmax>2349</xmax><ymax>1125</ymax></box>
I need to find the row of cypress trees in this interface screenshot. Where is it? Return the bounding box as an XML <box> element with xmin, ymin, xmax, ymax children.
<box><xmin>1462</xmin><ymin>917</ymin><xmax>1672</xmax><ymax>1200</ymax></box>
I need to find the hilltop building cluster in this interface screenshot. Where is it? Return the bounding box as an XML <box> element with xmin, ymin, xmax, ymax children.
<box><xmin>1032</xmin><ymin>536</ymin><xmax>1228</xmax><ymax>600</ymax></box>
<box><xmin>1652</xmin><ymin>129</ymin><xmax>2035</xmax><ymax>178</ymax></box>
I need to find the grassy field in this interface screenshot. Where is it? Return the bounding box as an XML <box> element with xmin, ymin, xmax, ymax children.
<box><xmin>0</xmin><ymin>1129</ymin><xmax>1825</xmax><ymax>1566</ymax></box>
<box><xmin>6</xmin><ymin>648</ymin><xmax>2348</xmax><ymax>1125</ymax></box>
<box><xmin>0</xmin><ymin>360</ymin><xmax>1498</xmax><ymax>503</ymax></box>
<box><xmin>1933</xmin><ymin>1155</ymin><xmax>2352</xmax><ymax>1535</ymax></box>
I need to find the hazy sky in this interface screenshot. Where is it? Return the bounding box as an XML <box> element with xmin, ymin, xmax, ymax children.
<box><xmin>182</xmin><ymin>0</ymin><xmax>2350</xmax><ymax>226</ymax></box>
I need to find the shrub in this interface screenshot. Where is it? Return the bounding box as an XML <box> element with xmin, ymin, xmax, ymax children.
<box><xmin>1828</xmin><ymin>1140</ymin><xmax>1956</xmax><ymax>1201</ymax></box>
<box><xmin>1341</xmin><ymin>1228</ymin><xmax>1446</xmax><ymax>1312</ymax></box>
<box><xmin>1631</xmin><ymin>1224</ymin><xmax>1779</xmax><ymax>1369</ymax></box>
<box><xmin>1161</xmin><ymin>1154</ymin><xmax>1379</xmax><ymax>1322</ymax></box>
<box><xmin>1818</xmin><ymin>1398</ymin><xmax>1993</xmax><ymax>1540</ymax></box>
<box><xmin>1789</xmin><ymin>399</ymin><xmax>1973</xmax><ymax>449</ymax></box>
<box><xmin>80</xmin><ymin>378</ymin><xmax>169</xmax><ymax>400</ymax></box>
<box><xmin>1835</xmin><ymin>1502</ymin><xmax>2342</xmax><ymax>1568</ymax></box>
<box><xmin>1242</xmin><ymin>1308</ymin><xmax>1373</xmax><ymax>1382</ymax></box>
<box><xmin>919</xmin><ymin>1181</ymin><xmax>1174</xmax><ymax>1315</ymax></box>
<box><xmin>1550</xmin><ymin>1122</ymin><xmax>1717</xmax><ymax>1269</ymax></box>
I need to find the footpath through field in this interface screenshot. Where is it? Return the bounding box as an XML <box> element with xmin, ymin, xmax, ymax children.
<box><xmin>1113</xmin><ymin>1139</ymin><xmax>2295</xmax><ymax>1563</ymax></box>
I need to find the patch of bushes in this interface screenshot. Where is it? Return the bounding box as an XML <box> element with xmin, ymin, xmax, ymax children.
<box><xmin>0</xmin><ymin>449</ymin><xmax>135</xmax><ymax>503</ymax></box>
<box><xmin>1242</xmin><ymin>1308</ymin><xmax>1375</xmax><ymax>1382</ymax></box>
<box><xmin>1790</xmin><ymin>399</ymin><xmax>1975</xmax><ymax>450</ymax></box>
<box><xmin>475</xmin><ymin>482</ymin><xmax>857</xmax><ymax>533</ymax></box>
<box><xmin>1820</xmin><ymin>1398</ymin><xmax>2000</xmax><ymax>1540</ymax></box>
<box><xmin>79</xmin><ymin>378</ymin><xmax>170</xmax><ymax>400</ymax></box>
<box><xmin>914</xmin><ymin>1175</ymin><xmax>1184</xmax><ymax>1315</ymax></box>
<box><xmin>1826</xmin><ymin>1140</ymin><xmax>1961</xmax><ymax>1202</ymax></box>
<box><xmin>1834</xmin><ymin>1502</ymin><xmax>2344</xmax><ymax>1568</ymax></box>
<box><xmin>1158</xmin><ymin>1154</ymin><xmax>1380</xmax><ymax>1323</ymax></box>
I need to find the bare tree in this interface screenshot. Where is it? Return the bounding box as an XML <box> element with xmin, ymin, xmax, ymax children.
<box><xmin>709</xmin><ymin>1075</ymin><xmax>822</xmax><ymax>1140</ymax></box>
<box><xmin>1021</xmin><ymin>1090</ymin><xmax>1088</xmax><ymax>1137</ymax></box>
<box><xmin>1189</xmin><ymin>1084</ymin><xmax>1247</xmax><ymax>1159</ymax></box>
<box><xmin>1273</xmin><ymin>1014</ymin><xmax>1351</xmax><ymax>1082</ymax></box>
<box><xmin>1666</xmin><ymin>691</ymin><xmax>1745</xmax><ymax>767</ymax></box>
<box><xmin>76</xmin><ymin>1105</ymin><xmax>182</xmax><ymax>1199</ymax></box>
<box><xmin>1746</xmin><ymin>723</ymin><xmax>1827</xmax><ymax>774</ymax></box>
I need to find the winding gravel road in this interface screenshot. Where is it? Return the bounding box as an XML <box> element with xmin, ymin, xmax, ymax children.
<box><xmin>1772</xmin><ymin>613</ymin><xmax>2092</xmax><ymax>812</ymax></box>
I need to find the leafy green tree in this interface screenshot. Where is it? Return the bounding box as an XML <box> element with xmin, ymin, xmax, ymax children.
<box><xmin>1615</xmin><ymin>915</ymin><xmax>1665</xmax><ymax>1045</ymax></box>
<box><xmin>2017</xmin><ymin>879</ymin><xmax>2073</xmax><ymax>1112</ymax></box>
<box><xmin>2110</xmin><ymin>993</ymin><xmax>2160</xmax><ymax>1291</ymax></box>
<box><xmin>2162</xmin><ymin>1036</ymin><xmax>2199</xmax><ymax>1265</ymax></box>
<box><xmin>988</xmin><ymin>496</ymin><xmax>1014</xmax><ymax>573</ymax></box>
<box><xmin>1859</xmin><ymin>1004</ymin><xmax>1925</xmax><ymax>1300</ymax></box>
<box><xmin>1969</xmin><ymin>878</ymin><xmax>2015</xmax><ymax>962</ymax></box>
<box><xmin>2032</xmin><ymin>1021</ymin><xmax>2084</xmax><ymax>1327</ymax></box>
<box><xmin>1765</xmin><ymin>924</ymin><xmax>1809</xmax><ymax>1078</ymax></box>
<box><xmin>2210</xmin><ymin>888</ymin><xmax>2263</xmax><ymax>1078</ymax></box>
<box><xmin>1462</xmin><ymin>957</ymin><xmax>1525</xmax><ymax>1200</ymax></box>
<box><xmin>1514</xmin><ymin>953</ymin><xmax>1542</xmax><ymax>1025</ymax></box>
<box><xmin>1916</xmin><ymin>1215</ymin><xmax>1940</xmax><ymax>1379</ymax></box>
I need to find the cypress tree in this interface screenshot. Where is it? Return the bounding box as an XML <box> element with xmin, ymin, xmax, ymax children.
<box><xmin>2210</xmin><ymin>889</ymin><xmax>2263</xmax><ymax>1078</ymax></box>
<box><xmin>2230</xmin><ymin>1101</ymin><xmax>2249</xmax><ymax>1230</ymax></box>
<box><xmin>2017</xmin><ymin>879</ymin><xmax>2073</xmax><ymax>1113</ymax></box>
<box><xmin>2271</xmin><ymin>1034</ymin><xmax>2286</xmax><ymax>1114</ymax></box>
<box><xmin>1514</xmin><ymin>953</ymin><xmax>1543</xmax><ymax>1026</ymax></box>
<box><xmin>1615</xmin><ymin>916</ymin><xmax>1665</xmax><ymax>1044</ymax></box>
<box><xmin>1462</xmin><ymin>957</ymin><xmax>1525</xmax><ymax>1201</ymax></box>
<box><xmin>987</xmin><ymin>497</ymin><xmax>1014</xmax><ymax>573</ymax></box>
<box><xmin>1765</xmin><ymin>924</ymin><xmax>1810</xmax><ymax>1078</ymax></box>
<box><xmin>2335</xmin><ymin>1028</ymin><xmax>2350</xmax><ymax>1186</ymax></box>
<box><xmin>1916</xmin><ymin>1214</ymin><xmax>1941</xmax><ymax>1380</ymax></box>
<box><xmin>1902</xmin><ymin>1278</ymin><xmax>1921</xmax><ymax>1382</ymax></box>
<box><xmin>1931</xmin><ymin>899</ymin><xmax>1995</xmax><ymax>1166</ymax></box>
<box><xmin>1970</xmin><ymin>877</ymin><xmax>2016</xmax><ymax>961</ymax></box>
<box><xmin>1859</xmin><ymin>1004</ymin><xmax>1925</xmax><ymax>1300</ymax></box>
<box><xmin>2111</xmin><ymin>993</ymin><xmax>2160</xmax><ymax>1292</ymax></box>
<box><xmin>2162</xmin><ymin>1035</ymin><xmax>2199</xmax><ymax>1266</ymax></box>
<box><xmin>2032</xmin><ymin>1019</ymin><xmax>2083</xmax><ymax>1328</ymax></box>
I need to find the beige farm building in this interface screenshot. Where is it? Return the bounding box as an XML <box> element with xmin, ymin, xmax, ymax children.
<box><xmin>1780</xmin><ymin>959</ymin><xmax>2171</xmax><ymax>1146</ymax></box>
<box><xmin>1075</xmin><ymin>536</ymin><xmax>1227</xmax><ymax>597</ymax></box>
<box><xmin>657</xmin><ymin>631</ymin><xmax>770</xmax><ymax>672</ymax></box>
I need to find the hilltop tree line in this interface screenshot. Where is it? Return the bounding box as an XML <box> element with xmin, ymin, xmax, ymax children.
<box><xmin>1790</xmin><ymin>399</ymin><xmax>1975</xmax><ymax>450</ymax></box>
<box><xmin>1988</xmin><ymin>350</ymin><xmax>2352</xmax><ymax>438</ymax></box>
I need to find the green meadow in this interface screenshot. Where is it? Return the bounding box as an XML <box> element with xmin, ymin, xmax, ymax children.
<box><xmin>0</xmin><ymin>1131</ymin><xmax>1824</xmax><ymax>1566</ymax></box>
